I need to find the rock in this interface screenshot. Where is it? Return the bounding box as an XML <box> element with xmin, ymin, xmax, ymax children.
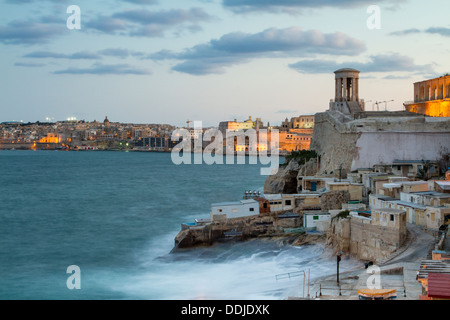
<box><xmin>264</xmin><ymin>159</ymin><xmax>301</xmax><ymax>194</ymax></box>
<box><xmin>320</xmin><ymin>190</ymin><xmax>350</xmax><ymax>210</ymax></box>
<box><xmin>297</xmin><ymin>158</ymin><xmax>319</xmax><ymax>177</ymax></box>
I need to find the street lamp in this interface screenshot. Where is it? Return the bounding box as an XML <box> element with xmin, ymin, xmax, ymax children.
<box><xmin>336</xmin><ymin>250</ymin><xmax>343</xmax><ymax>284</ymax></box>
<box><xmin>337</xmin><ymin>250</ymin><xmax>343</xmax><ymax>296</ymax></box>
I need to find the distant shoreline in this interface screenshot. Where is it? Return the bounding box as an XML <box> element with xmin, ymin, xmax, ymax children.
<box><xmin>0</xmin><ymin>148</ymin><xmax>287</xmax><ymax>157</ymax></box>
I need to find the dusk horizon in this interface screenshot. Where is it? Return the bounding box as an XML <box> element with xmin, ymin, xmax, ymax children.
<box><xmin>2</xmin><ymin>1</ymin><xmax>450</xmax><ymax>127</ymax></box>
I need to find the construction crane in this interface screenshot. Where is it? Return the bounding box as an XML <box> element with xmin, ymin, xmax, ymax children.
<box><xmin>373</xmin><ymin>101</ymin><xmax>381</xmax><ymax>111</ymax></box>
<box><xmin>381</xmin><ymin>100</ymin><xmax>394</xmax><ymax>111</ymax></box>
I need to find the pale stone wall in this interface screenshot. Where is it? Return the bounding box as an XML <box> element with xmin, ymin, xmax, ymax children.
<box><xmin>311</xmin><ymin>111</ymin><xmax>450</xmax><ymax>174</ymax></box>
<box><xmin>327</xmin><ymin>212</ymin><xmax>406</xmax><ymax>262</ymax></box>
<box><xmin>352</xmin><ymin>132</ymin><xmax>450</xmax><ymax>171</ymax></box>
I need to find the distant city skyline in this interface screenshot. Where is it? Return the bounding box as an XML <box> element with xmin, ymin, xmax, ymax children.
<box><xmin>1</xmin><ymin>0</ymin><xmax>449</xmax><ymax>127</ymax></box>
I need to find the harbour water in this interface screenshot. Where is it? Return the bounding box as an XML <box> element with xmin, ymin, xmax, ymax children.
<box><xmin>0</xmin><ymin>151</ymin><xmax>359</xmax><ymax>300</ymax></box>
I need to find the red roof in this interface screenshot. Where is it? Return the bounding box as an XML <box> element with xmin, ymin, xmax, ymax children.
<box><xmin>428</xmin><ymin>273</ymin><xmax>450</xmax><ymax>299</ymax></box>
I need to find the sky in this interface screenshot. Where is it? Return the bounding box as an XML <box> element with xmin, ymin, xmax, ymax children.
<box><xmin>1</xmin><ymin>0</ymin><xmax>450</xmax><ymax>127</ymax></box>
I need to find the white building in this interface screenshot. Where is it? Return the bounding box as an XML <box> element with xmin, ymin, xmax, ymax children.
<box><xmin>303</xmin><ymin>212</ymin><xmax>331</xmax><ymax>230</ymax></box>
<box><xmin>210</xmin><ymin>199</ymin><xmax>260</xmax><ymax>221</ymax></box>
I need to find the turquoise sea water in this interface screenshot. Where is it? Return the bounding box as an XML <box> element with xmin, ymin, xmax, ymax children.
<box><xmin>0</xmin><ymin>151</ymin><xmax>357</xmax><ymax>300</ymax></box>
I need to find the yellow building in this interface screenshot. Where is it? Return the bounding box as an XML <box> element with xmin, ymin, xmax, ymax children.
<box><xmin>404</xmin><ymin>75</ymin><xmax>450</xmax><ymax>117</ymax></box>
<box><xmin>39</xmin><ymin>133</ymin><xmax>61</xmax><ymax>144</ymax></box>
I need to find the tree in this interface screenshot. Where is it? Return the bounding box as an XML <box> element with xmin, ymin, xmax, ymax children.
<box><xmin>417</xmin><ymin>160</ymin><xmax>431</xmax><ymax>180</ymax></box>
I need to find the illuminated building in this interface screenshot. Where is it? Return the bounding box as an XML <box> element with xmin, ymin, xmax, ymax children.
<box><xmin>39</xmin><ymin>133</ymin><xmax>61</xmax><ymax>144</ymax></box>
<box><xmin>404</xmin><ymin>75</ymin><xmax>450</xmax><ymax>117</ymax></box>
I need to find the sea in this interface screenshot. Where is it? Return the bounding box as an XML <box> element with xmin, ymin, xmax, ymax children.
<box><xmin>0</xmin><ymin>150</ymin><xmax>360</xmax><ymax>300</ymax></box>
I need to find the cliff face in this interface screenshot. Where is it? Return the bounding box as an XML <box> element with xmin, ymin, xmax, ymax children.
<box><xmin>263</xmin><ymin>157</ymin><xmax>319</xmax><ymax>194</ymax></box>
<box><xmin>263</xmin><ymin>159</ymin><xmax>301</xmax><ymax>194</ymax></box>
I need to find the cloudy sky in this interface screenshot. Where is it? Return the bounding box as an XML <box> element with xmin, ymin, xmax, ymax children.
<box><xmin>1</xmin><ymin>0</ymin><xmax>449</xmax><ymax>127</ymax></box>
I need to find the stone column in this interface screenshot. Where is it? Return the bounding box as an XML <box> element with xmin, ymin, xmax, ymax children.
<box><xmin>335</xmin><ymin>78</ymin><xmax>339</xmax><ymax>102</ymax></box>
<box><xmin>351</xmin><ymin>78</ymin><xmax>355</xmax><ymax>101</ymax></box>
<box><xmin>355</xmin><ymin>77</ymin><xmax>359</xmax><ymax>101</ymax></box>
<box><xmin>338</xmin><ymin>78</ymin><xmax>342</xmax><ymax>101</ymax></box>
<box><xmin>342</xmin><ymin>77</ymin><xmax>347</xmax><ymax>101</ymax></box>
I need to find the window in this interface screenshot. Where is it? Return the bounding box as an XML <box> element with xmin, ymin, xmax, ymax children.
<box><xmin>249</xmin><ymin>208</ymin><xmax>255</xmax><ymax>212</ymax></box>
<box><xmin>390</xmin><ymin>214</ymin><xmax>394</xmax><ymax>222</ymax></box>
<box><xmin>285</xmin><ymin>200</ymin><xmax>292</xmax><ymax>206</ymax></box>
<box><xmin>217</xmin><ymin>209</ymin><xmax>222</xmax><ymax>213</ymax></box>
<box><xmin>263</xmin><ymin>203</ymin><xmax>268</xmax><ymax>208</ymax></box>
<box><xmin>313</xmin><ymin>216</ymin><xmax>319</xmax><ymax>220</ymax></box>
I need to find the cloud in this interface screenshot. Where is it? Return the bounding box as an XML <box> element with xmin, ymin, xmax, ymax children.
<box><xmin>85</xmin><ymin>16</ymin><xmax>127</xmax><ymax>34</ymax></box>
<box><xmin>24</xmin><ymin>51</ymin><xmax>102</xmax><ymax>60</ymax></box>
<box><xmin>98</xmin><ymin>48</ymin><xmax>143</xmax><ymax>59</ymax></box>
<box><xmin>14</xmin><ymin>62</ymin><xmax>46</xmax><ymax>67</ymax></box>
<box><xmin>53</xmin><ymin>63</ymin><xmax>152</xmax><ymax>75</ymax></box>
<box><xmin>149</xmin><ymin>27</ymin><xmax>366</xmax><ymax>75</ymax></box>
<box><xmin>289</xmin><ymin>53</ymin><xmax>434</xmax><ymax>74</ymax></box>
<box><xmin>389</xmin><ymin>28</ymin><xmax>421</xmax><ymax>36</ymax></box>
<box><xmin>390</xmin><ymin>26</ymin><xmax>450</xmax><ymax>37</ymax></box>
<box><xmin>221</xmin><ymin>0</ymin><xmax>393</xmax><ymax>13</ymax></box>
<box><xmin>425</xmin><ymin>27</ymin><xmax>450</xmax><ymax>37</ymax></box>
<box><xmin>0</xmin><ymin>20</ymin><xmax>65</xmax><ymax>45</ymax></box>
<box><xmin>86</xmin><ymin>8</ymin><xmax>214</xmax><ymax>37</ymax></box>
<box><xmin>23</xmin><ymin>48</ymin><xmax>144</xmax><ymax>61</ymax></box>
<box><xmin>121</xmin><ymin>0</ymin><xmax>158</xmax><ymax>4</ymax></box>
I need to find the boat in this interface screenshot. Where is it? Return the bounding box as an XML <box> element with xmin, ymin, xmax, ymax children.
<box><xmin>357</xmin><ymin>288</ymin><xmax>397</xmax><ymax>300</ymax></box>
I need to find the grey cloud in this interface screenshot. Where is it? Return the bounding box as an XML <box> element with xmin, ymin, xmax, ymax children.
<box><xmin>86</xmin><ymin>7</ymin><xmax>213</xmax><ymax>37</ymax></box>
<box><xmin>85</xmin><ymin>16</ymin><xmax>127</xmax><ymax>34</ymax></box>
<box><xmin>390</xmin><ymin>26</ymin><xmax>450</xmax><ymax>37</ymax></box>
<box><xmin>53</xmin><ymin>63</ymin><xmax>152</xmax><ymax>75</ymax></box>
<box><xmin>14</xmin><ymin>62</ymin><xmax>47</xmax><ymax>67</ymax></box>
<box><xmin>24</xmin><ymin>51</ymin><xmax>102</xmax><ymax>60</ymax></box>
<box><xmin>149</xmin><ymin>27</ymin><xmax>366</xmax><ymax>75</ymax></box>
<box><xmin>113</xmin><ymin>7</ymin><xmax>212</xmax><ymax>25</ymax></box>
<box><xmin>99</xmin><ymin>48</ymin><xmax>135</xmax><ymax>59</ymax></box>
<box><xmin>289</xmin><ymin>53</ymin><xmax>434</xmax><ymax>74</ymax></box>
<box><xmin>0</xmin><ymin>20</ymin><xmax>65</xmax><ymax>45</ymax></box>
<box><xmin>425</xmin><ymin>27</ymin><xmax>450</xmax><ymax>37</ymax></box>
<box><xmin>389</xmin><ymin>28</ymin><xmax>421</xmax><ymax>36</ymax></box>
<box><xmin>221</xmin><ymin>0</ymin><xmax>393</xmax><ymax>13</ymax></box>
<box><xmin>121</xmin><ymin>0</ymin><xmax>158</xmax><ymax>4</ymax></box>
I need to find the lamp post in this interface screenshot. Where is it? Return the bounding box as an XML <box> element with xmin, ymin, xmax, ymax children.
<box><xmin>337</xmin><ymin>250</ymin><xmax>343</xmax><ymax>296</ymax></box>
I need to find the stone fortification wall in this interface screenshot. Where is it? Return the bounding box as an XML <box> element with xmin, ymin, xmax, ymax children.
<box><xmin>310</xmin><ymin>112</ymin><xmax>358</xmax><ymax>175</ymax></box>
<box><xmin>311</xmin><ymin>111</ymin><xmax>450</xmax><ymax>174</ymax></box>
<box><xmin>352</xmin><ymin>131</ymin><xmax>450</xmax><ymax>171</ymax></box>
<box><xmin>349</xmin><ymin>217</ymin><xmax>405</xmax><ymax>262</ymax></box>
<box><xmin>326</xmin><ymin>216</ymin><xmax>406</xmax><ymax>262</ymax></box>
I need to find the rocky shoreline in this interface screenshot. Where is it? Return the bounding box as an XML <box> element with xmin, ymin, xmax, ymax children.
<box><xmin>172</xmin><ymin>209</ymin><xmax>330</xmax><ymax>253</ymax></box>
